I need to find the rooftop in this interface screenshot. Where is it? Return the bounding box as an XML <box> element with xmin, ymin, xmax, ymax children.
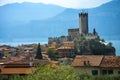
<box><xmin>71</xmin><ymin>55</ymin><xmax>120</xmax><ymax>68</ymax></box>
<box><xmin>71</xmin><ymin>55</ymin><xmax>103</xmax><ymax>67</ymax></box>
<box><xmin>100</xmin><ymin>56</ymin><xmax>120</xmax><ymax>68</ymax></box>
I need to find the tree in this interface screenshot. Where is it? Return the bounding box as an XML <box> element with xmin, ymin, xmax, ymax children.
<box><xmin>60</xmin><ymin>35</ymin><xmax>66</xmax><ymax>38</ymax></box>
<box><xmin>108</xmin><ymin>42</ymin><xmax>112</xmax><ymax>47</ymax></box>
<box><xmin>47</xmin><ymin>48</ymin><xmax>54</xmax><ymax>58</ymax></box>
<box><xmin>93</xmin><ymin>28</ymin><xmax>96</xmax><ymax>35</ymax></box>
<box><xmin>101</xmin><ymin>39</ymin><xmax>105</xmax><ymax>42</ymax></box>
<box><xmin>35</xmin><ymin>43</ymin><xmax>43</xmax><ymax>59</ymax></box>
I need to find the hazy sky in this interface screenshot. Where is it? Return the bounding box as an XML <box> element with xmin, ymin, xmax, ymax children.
<box><xmin>0</xmin><ymin>0</ymin><xmax>112</xmax><ymax>8</ymax></box>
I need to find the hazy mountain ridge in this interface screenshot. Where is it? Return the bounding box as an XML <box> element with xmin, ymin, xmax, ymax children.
<box><xmin>0</xmin><ymin>2</ymin><xmax>65</xmax><ymax>22</ymax></box>
<box><xmin>0</xmin><ymin>0</ymin><xmax>120</xmax><ymax>42</ymax></box>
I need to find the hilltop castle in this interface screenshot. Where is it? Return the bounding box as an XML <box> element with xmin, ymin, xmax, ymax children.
<box><xmin>48</xmin><ymin>12</ymin><xmax>99</xmax><ymax>44</ymax></box>
<box><xmin>48</xmin><ymin>12</ymin><xmax>115</xmax><ymax>56</ymax></box>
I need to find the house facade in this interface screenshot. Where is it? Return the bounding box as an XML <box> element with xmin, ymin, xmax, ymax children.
<box><xmin>71</xmin><ymin>55</ymin><xmax>120</xmax><ymax>76</ymax></box>
<box><xmin>0</xmin><ymin>59</ymin><xmax>49</xmax><ymax>74</ymax></box>
<box><xmin>57</xmin><ymin>46</ymin><xmax>74</xmax><ymax>57</ymax></box>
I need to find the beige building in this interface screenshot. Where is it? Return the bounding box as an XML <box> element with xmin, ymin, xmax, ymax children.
<box><xmin>0</xmin><ymin>60</ymin><xmax>49</xmax><ymax>74</ymax></box>
<box><xmin>49</xmin><ymin>42</ymin><xmax>57</xmax><ymax>49</ymax></box>
<box><xmin>57</xmin><ymin>46</ymin><xmax>74</xmax><ymax>57</ymax></box>
<box><xmin>62</xmin><ymin>41</ymin><xmax>74</xmax><ymax>48</ymax></box>
<box><xmin>57</xmin><ymin>41</ymin><xmax>75</xmax><ymax>57</ymax></box>
<box><xmin>71</xmin><ymin>55</ymin><xmax>120</xmax><ymax>76</ymax></box>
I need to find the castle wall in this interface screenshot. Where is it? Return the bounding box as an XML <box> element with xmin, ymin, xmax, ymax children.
<box><xmin>85</xmin><ymin>34</ymin><xmax>99</xmax><ymax>40</ymax></box>
<box><xmin>48</xmin><ymin>36</ymin><xmax>68</xmax><ymax>45</ymax></box>
<box><xmin>68</xmin><ymin>28</ymin><xmax>79</xmax><ymax>37</ymax></box>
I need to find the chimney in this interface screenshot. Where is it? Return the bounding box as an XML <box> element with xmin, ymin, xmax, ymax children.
<box><xmin>84</xmin><ymin>61</ymin><xmax>87</xmax><ymax>66</ymax></box>
<box><xmin>87</xmin><ymin>61</ymin><xmax>90</xmax><ymax>66</ymax></box>
<box><xmin>83</xmin><ymin>61</ymin><xmax>90</xmax><ymax>66</ymax></box>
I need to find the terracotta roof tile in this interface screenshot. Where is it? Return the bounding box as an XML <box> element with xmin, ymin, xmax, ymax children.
<box><xmin>10</xmin><ymin>57</ymin><xmax>24</xmax><ymax>61</ymax></box>
<box><xmin>0</xmin><ymin>48</ymin><xmax>10</xmax><ymax>51</ymax></box>
<box><xmin>71</xmin><ymin>55</ymin><xmax>103</xmax><ymax>67</ymax></box>
<box><xmin>0</xmin><ymin>68</ymin><xmax>35</xmax><ymax>74</ymax></box>
<box><xmin>3</xmin><ymin>60</ymin><xmax>49</xmax><ymax>65</ymax></box>
<box><xmin>100</xmin><ymin>56</ymin><xmax>120</xmax><ymax>68</ymax></box>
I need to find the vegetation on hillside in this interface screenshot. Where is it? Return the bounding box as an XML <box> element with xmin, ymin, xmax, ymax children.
<box><xmin>47</xmin><ymin>48</ymin><xmax>54</xmax><ymax>59</ymax></box>
<box><xmin>75</xmin><ymin>39</ymin><xmax>116</xmax><ymax>55</ymax></box>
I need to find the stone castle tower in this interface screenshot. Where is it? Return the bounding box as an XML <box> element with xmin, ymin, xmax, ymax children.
<box><xmin>79</xmin><ymin>13</ymin><xmax>88</xmax><ymax>35</ymax></box>
<box><xmin>49</xmin><ymin>12</ymin><xmax>99</xmax><ymax>44</ymax></box>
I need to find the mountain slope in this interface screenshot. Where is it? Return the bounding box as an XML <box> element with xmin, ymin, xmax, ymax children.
<box><xmin>89</xmin><ymin>0</ymin><xmax>120</xmax><ymax>39</ymax></box>
<box><xmin>0</xmin><ymin>2</ymin><xmax>65</xmax><ymax>22</ymax></box>
<box><xmin>0</xmin><ymin>0</ymin><xmax>120</xmax><ymax>42</ymax></box>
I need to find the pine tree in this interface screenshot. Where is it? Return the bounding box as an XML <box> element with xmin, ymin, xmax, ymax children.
<box><xmin>93</xmin><ymin>28</ymin><xmax>96</xmax><ymax>35</ymax></box>
<box><xmin>35</xmin><ymin>43</ymin><xmax>43</xmax><ymax>59</ymax></box>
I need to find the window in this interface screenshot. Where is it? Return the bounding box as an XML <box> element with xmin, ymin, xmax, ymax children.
<box><xmin>0</xmin><ymin>69</ymin><xmax>1</xmax><ymax>73</ymax></box>
<box><xmin>108</xmin><ymin>70</ymin><xmax>113</xmax><ymax>74</ymax></box>
<box><xmin>102</xmin><ymin>70</ymin><xmax>113</xmax><ymax>75</ymax></box>
<box><xmin>92</xmin><ymin>70</ymin><xmax>98</xmax><ymax>75</ymax></box>
<box><xmin>102</xmin><ymin>70</ymin><xmax>107</xmax><ymax>75</ymax></box>
<box><xmin>118</xmin><ymin>71</ymin><xmax>120</xmax><ymax>74</ymax></box>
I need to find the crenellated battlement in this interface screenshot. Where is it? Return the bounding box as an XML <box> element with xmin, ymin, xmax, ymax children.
<box><xmin>79</xmin><ymin>12</ymin><xmax>88</xmax><ymax>17</ymax></box>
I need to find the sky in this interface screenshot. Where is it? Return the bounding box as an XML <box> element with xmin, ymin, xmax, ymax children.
<box><xmin>0</xmin><ymin>0</ymin><xmax>112</xmax><ymax>8</ymax></box>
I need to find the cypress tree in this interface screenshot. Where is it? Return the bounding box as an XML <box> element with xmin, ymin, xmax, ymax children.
<box><xmin>93</xmin><ymin>28</ymin><xmax>96</xmax><ymax>35</ymax></box>
<box><xmin>35</xmin><ymin>43</ymin><xmax>43</xmax><ymax>59</ymax></box>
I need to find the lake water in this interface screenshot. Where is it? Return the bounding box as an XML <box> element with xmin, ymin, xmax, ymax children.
<box><xmin>0</xmin><ymin>40</ymin><xmax>120</xmax><ymax>55</ymax></box>
<box><xmin>0</xmin><ymin>41</ymin><xmax>48</xmax><ymax>46</ymax></box>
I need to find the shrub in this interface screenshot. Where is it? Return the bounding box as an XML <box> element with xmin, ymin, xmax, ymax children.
<box><xmin>1</xmin><ymin>65</ymin><xmax>120</xmax><ymax>80</ymax></box>
<box><xmin>9</xmin><ymin>65</ymin><xmax>79</xmax><ymax>80</ymax></box>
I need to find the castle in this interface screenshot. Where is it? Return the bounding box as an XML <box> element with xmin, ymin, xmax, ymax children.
<box><xmin>48</xmin><ymin>12</ymin><xmax>99</xmax><ymax>44</ymax></box>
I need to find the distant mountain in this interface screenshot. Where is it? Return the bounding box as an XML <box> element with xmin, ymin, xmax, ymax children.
<box><xmin>0</xmin><ymin>0</ymin><xmax>120</xmax><ymax>42</ymax></box>
<box><xmin>89</xmin><ymin>0</ymin><xmax>120</xmax><ymax>39</ymax></box>
<box><xmin>0</xmin><ymin>2</ymin><xmax>65</xmax><ymax>22</ymax></box>
<box><xmin>0</xmin><ymin>2</ymin><xmax>65</xmax><ymax>41</ymax></box>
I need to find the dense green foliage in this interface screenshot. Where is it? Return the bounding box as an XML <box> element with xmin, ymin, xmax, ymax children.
<box><xmin>47</xmin><ymin>48</ymin><xmax>56</xmax><ymax>59</ymax></box>
<box><xmin>75</xmin><ymin>39</ymin><xmax>115</xmax><ymax>55</ymax></box>
<box><xmin>1</xmin><ymin>65</ymin><xmax>120</xmax><ymax>80</ymax></box>
<box><xmin>89</xmin><ymin>40</ymin><xmax>115</xmax><ymax>55</ymax></box>
<box><xmin>35</xmin><ymin>43</ymin><xmax>43</xmax><ymax>59</ymax></box>
<box><xmin>9</xmin><ymin>65</ymin><xmax>79</xmax><ymax>80</ymax></box>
